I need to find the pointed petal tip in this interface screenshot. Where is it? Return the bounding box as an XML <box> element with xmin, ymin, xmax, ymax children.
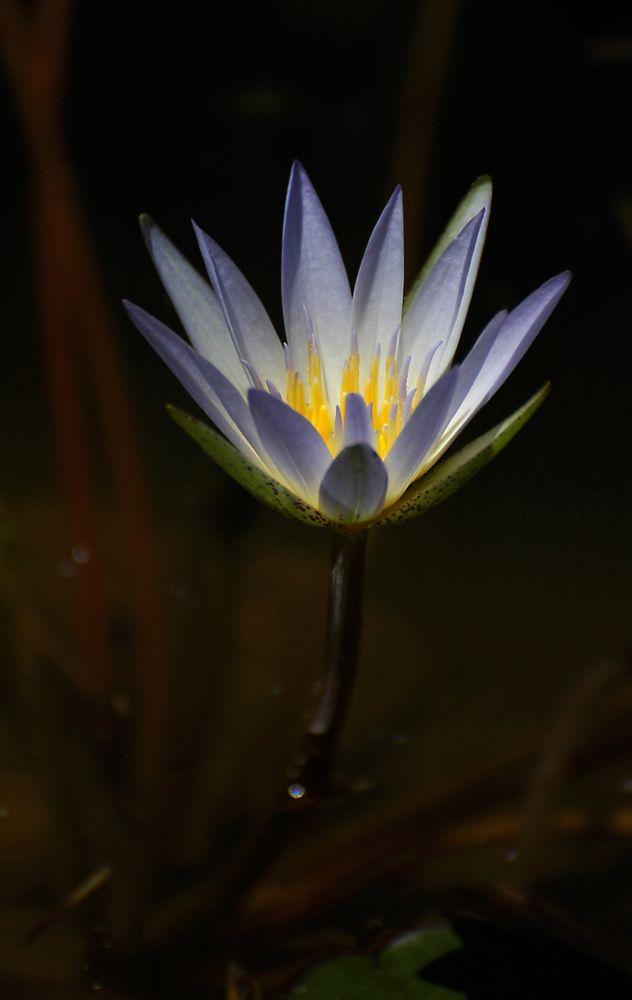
<box><xmin>456</xmin><ymin>206</ymin><xmax>486</xmax><ymax>241</ymax></box>
<box><xmin>539</xmin><ymin>269</ymin><xmax>573</xmax><ymax>300</ymax></box>
<box><xmin>122</xmin><ymin>298</ymin><xmax>141</xmax><ymax>321</ymax></box>
<box><xmin>191</xmin><ymin>220</ymin><xmax>218</xmax><ymax>268</ymax></box>
<box><xmin>555</xmin><ymin>269</ymin><xmax>573</xmax><ymax>288</ymax></box>
<box><xmin>465</xmin><ymin>175</ymin><xmax>492</xmax><ymax>206</ymax></box>
<box><xmin>386</xmin><ymin>185</ymin><xmax>403</xmax><ymax>213</ymax></box>
<box><xmin>139</xmin><ymin>213</ymin><xmax>159</xmax><ymax>249</ymax></box>
<box><xmin>288</xmin><ymin>159</ymin><xmax>309</xmax><ymax>187</ymax></box>
<box><xmin>472</xmin><ymin>173</ymin><xmax>493</xmax><ymax>191</ymax></box>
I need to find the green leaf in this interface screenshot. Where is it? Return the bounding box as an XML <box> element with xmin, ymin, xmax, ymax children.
<box><xmin>381</xmin><ymin>928</ymin><xmax>465</xmax><ymax>998</ymax></box>
<box><xmin>289</xmin><ymin>955</ymin><xmax>408</xmax><ymax>999</ymax></box>
<box><xmin>167</xmin><ymin>406</ymin><xmax>332</xmax><ymax>528</ymax></box>
<box><xmin>287</xmin><ymin>927</ymin><xmax>464</xmax><ymax>998</ymax></box>
<box><xmin>376</xmin><ymin>384</ymin><xmax>550</xmax><ymax>526</ymax></box>
<box><xmin>403</xmin><ymin>176</ymin><xmax>492</xmax><ymax>317</ymax></box>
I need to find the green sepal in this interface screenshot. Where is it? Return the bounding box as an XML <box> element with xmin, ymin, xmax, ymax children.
<box><xmin>375</xmin><ymin>383</ymin><xmax>550</xmax><ymax>526</ymax></box>
<box><xmin>287</xmin><ymin>926</ymin><xmax>464</xmax><ymax>998</ymax></box>
<box><xmin>403</xmin><ymin>175</ymin><xmax>492</xmax><ymax>318</ymax></box>
<box><xmin>167</xmin><ymin>406</ymin><xmax>332</xmax><ymax>528</ymax></box>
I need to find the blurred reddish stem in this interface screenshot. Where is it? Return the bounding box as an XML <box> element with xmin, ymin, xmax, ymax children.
<box><xmin>0</xmin><ymin>0</ymin><xmax>169</xmax><ymax>787</ymax></box>
<box><xmin>389</xmin><ymin>0</ymin><xmax>461</xmax><ymax>283</ymax></box>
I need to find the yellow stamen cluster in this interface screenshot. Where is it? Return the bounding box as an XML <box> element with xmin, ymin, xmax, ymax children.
<box><xmin>286</xmin><ymin>339</ymin><xmax>333</xmax><ymax>442</ymax></box>
<box><xmin>372</xmin><ymin>351</ymin><xmax>402</xmax><ymax>457</ymax></box>
<box><xmin>285</xmin><ymin>339</ymin><xmax>419</xmax><ymax>459</ymax></box>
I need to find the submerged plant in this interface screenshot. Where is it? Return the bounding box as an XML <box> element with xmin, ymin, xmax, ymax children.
<box><xmin>125</xmin><ymin>162</ymin><xmax>569</xmax><ymax>528</ymax></box>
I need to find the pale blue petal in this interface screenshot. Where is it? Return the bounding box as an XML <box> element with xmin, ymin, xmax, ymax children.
<box><xmin>192</xmin><ymin>222</ymin><xmax>286</xmax><ymax>389</ymax></box>
<box><xmin>319</xmin><ymin>445</ymin><xmax>387</xmax><ymax>524</ymax></box>
<box><xmin>384</xmin><ymin>366</ymin><xmax>460</xmax><ymax>503</ymax></box>
<box><xmin>448</xmin><ymin>309</ymin><xmax>509</xmax><ymax>413</ymax></box>
<box><xmin>406</xmin><ymin>176</ymin><xmax>492</xmax><ymax>299</ymax></box>
<box><xmin>403</xmin><ymin>176</ymin><xmax>492</xmax><ymax>376</ymax></box>
<box><xmin>402</xmin><ymin>211</ymin><xmax>485</xmax><ymax>390</ymax></box>
<box><xmin>140</xmin><ymin>216</ymin><xmax>247</xmax><ymax>390</ymax></box>
<box><xmin>343</xmin><ymin>393</ymin><xmax>375</xmax><ymax>449</ymax></box>
<box><xmin>248</xmin><ymin>389</ymin><xmax>332</xmax><ymax>505</ymax></box>
<box><xmin>124</xmin><ymin>301</ymin><xmax>266</xmax><ymax>466</ymax></box>
<box><xmin>443</xmin><ymin>272</ymin><xmax>572</xmax><ymax>444</ymax></box>
<box><xmin>282</xmin><ymin>161</ymin><xmax>352</xmax><ymax>394</ymax></box>
<box><xmin>351</xmin><ymin>187</ymin><xmax>404</xmax><ymax>385</ymax></box>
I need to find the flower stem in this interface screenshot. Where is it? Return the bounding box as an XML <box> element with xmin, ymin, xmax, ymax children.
<box><xmin>151</xmin><ymin>530</ymin><xmax>369</xmax><ymax>941</ymax></box>
<box><xmin>290</xmin><ymin>529</ymin><xmax>369</xmax><ymax>799</ymax></box>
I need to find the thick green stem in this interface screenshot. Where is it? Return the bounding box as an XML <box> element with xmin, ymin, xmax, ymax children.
<box><xmin>290</xmin><ymin>529</ymin><xmax>369</xmax><ymax>799</ymax></box>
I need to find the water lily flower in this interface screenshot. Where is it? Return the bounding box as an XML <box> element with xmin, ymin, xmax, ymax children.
<box><xmin>125</xmin><ymin>163</ymin><xmax>570</xmax><ymax>528</ymax></box>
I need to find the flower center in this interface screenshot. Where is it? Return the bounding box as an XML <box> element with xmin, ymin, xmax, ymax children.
<box><xmin>283</xmin><ymin>333</ymin><xmax>423</xmax><ymax>459</ymax></box>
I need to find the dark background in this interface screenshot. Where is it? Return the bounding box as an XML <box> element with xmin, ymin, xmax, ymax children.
<box><xmin>1</xmin><ymin>0</ymin><xmax>632</xmax><ymax>993</ymax></box>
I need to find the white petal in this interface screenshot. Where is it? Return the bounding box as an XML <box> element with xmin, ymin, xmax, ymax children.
<box><xmin>124</xmin><ymin>301</ymin><xmax>266</xmax><ymax>467</ymax></box>
<box><xmin>282</xmin><ymin>162</ymin><xmax>352</xmax><ymax>395</ymax></box>
<box><xmin>440</xmin><ymin>272</ymin><xmax>572</xmax><ymax>452</ymax></box>
<box><xmin>140</xmin><ymin>216</ymin><xmax>248</xmax><ymax>390</ymax></box>
<box><xmin>401</xmin><ymin>210</ymin><xmax>486</xmax><ymax>390</ymax></box>
<box><xmin>351</xmin><ymin>187</ymin><xmax>404</xmax><ymax>385</ymax></box>
<box><xmin>193</xmin><ymin>222</ymin><xmax>286</xmax><ymax>390</ymax></box>
<box><xmin>385</xmin><ymin>366</ymin><xmax>460</xmax><ymax>504</ymax></box>
<box><xmin>319</xmin><ymin>445</ymin><xmax>387</xmax><ymax>523</ymax></box>
<box><xmin>343</xmin><ymin>393</ymin><xmax>376</xmax><ymax>449</ymax></box>
<box><xmin>248</xmin><ymin>389</ymin><xmax>332</xmax><ymax>506</ymax></box>
<box><xmin>405</xmin><ymin>174</ymin><xmax>492</xmax><ymax>316</ymax></box>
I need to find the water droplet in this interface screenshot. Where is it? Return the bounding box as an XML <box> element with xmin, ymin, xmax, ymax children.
<box><xmin>287</xmin><ymin>782</ymin><xmax>306</xmax><ymax>799</ymax></box>
<box><xmin>71</xmin><ymin>543</ymin><xmax>92</xmax><ymax>565</ymax></box>
<box><xmin>270</xmin><ymin>680</ymin><xmax>284</xmax><ymax>696</ymax></box>
<box><xmin>0</xmin><ymin>804</ymin><xmax>9</xmax><ymax>819</ymax></box>
<box><xmin>503</xmin><ymin>848</ymin><xmax>519</xmax><ymax>863</ymax></box>
<box><xmin>621</xmin><ymin>778</ymin><xmax>632</xmax><ymax>794</ymax></box>
<box><xmin>91</xmin><ymin>981</ymin><xmax>104</xmax><ymax>992</ymax></box>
